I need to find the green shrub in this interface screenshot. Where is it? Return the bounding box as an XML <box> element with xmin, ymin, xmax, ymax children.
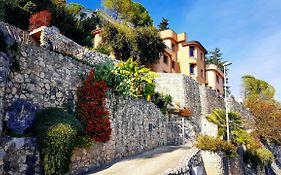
<box><xmin>0</xmin><ymin>31</ymin><xmax>7</xmax><ymax>52</ymax></box>
<box><xmin>243</xmin><ymin>138</ymin><xmax>274</xmax><ymax>169</ymax></box>
<box><xmin>74</xmin><ymin>135</ymin><xmax>96</xmax><ymax>148</ymax></box>
<box><xmin>94</xmin><ymin>60</ymin><xmax>130</xmax><ymax>96</ymax></box>
<box><xmin>102</xmin><ymin>22</ymin><xmax>165</xmax><ymax>65</ymax></box>
<box><xmin>0</xmin><ymin>0</ymin><xmax>31</xmax><ymax>30</ymax></box>
<box><xmin>151</xmin><ymin>92</ymin><xmax>172</xmax><ymax>114</ymax></box>
<box><xmin>32</xmin><ymin>108</ymin><xmax>82</xmax><ymax>134</ymax></box>
<box><xmin>115</xmin><ymin>58</ymin><xmax>159</xmax><ymax>99</ymax></box>
<box><xmin>66</xmin><ymin>3</ymin><xmax>83</xmax><ymax>15</ymax></box>
<box><xmin>94</xmin><ymin>43</ymin><xmax>112</xmax><ymax>55</ymax></box>
<box><xmin>196</xmin><ymin>135</ymin><xmax>237</xmax><ymax>157</ymax></box>
<box><xmin>94</xmin><ymin>59</ymin><xmax>159</xmax><ymax>100</ymax></box>
<box><xmin>41</xmin><ymin>124</ymin><xmax>76</xmax><ymax>175</ymax></box>
<box><xmin>32</xmin><ymin>108</ymin><xmax>83</xmax><ymax>175</ymax></box>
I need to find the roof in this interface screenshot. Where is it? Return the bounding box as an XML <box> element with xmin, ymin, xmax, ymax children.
<box><xmin>91</xmin><ymin>27</ymin><xmax>103</xmax><ymax>36</ymax></box>
<box><xmin>183</xmin><ymin>40</ymin><xmax>207</xmax><ymax>54</ymax></box>
<box><xmin>206</xmin><ymin>64</ymin><xmax>224</xmax><ymax>77</ymax></box>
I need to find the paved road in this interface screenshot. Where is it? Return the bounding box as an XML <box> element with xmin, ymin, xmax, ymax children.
<box><xmin>87</xmin><ymin>146</ymin><xmax>195</xmax><ymax>175</ymax></box>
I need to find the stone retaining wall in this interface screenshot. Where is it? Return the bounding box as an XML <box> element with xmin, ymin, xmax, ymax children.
<box><xmin>201</xmin><ymin>151</ymin><xmax>226</xmax><ymax>175</ymax></box>
<box><xmin>0</xmin><ymin>22</ymin><xmax>256</xmax><ymax>174</ymax></box>
<box><xmin>0</xmin><ymin>137</ymin><xmax>40</xmax><ymax>175</ymax></box>
<box><xmin>227</xmin><ymin>97</ymin><xmax>255</xmax><ymax>129</ymax></box>
<box><xmin>155</xmin><ymin>73</ymin><xmax>255</xmax><ymax>137</ymax></box>
<box><xmin>0</xmin><ymin>22</ymin><xmax>185</xmax><ymax>174</ymax></box>
<box><xmin>70</xmin><ymin>94</ymin><xmax>168</xmax><ymax>174</ymax></box>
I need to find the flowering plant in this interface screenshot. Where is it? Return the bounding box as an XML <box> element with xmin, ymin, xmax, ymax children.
<box><xmin>77</xmin><ymin>69</ymin><xmax>111</xmax><ymax>142</ymax></box>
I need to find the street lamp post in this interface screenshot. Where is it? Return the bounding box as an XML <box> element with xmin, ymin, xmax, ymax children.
<box><xmin>223</xmin><ymin>61</ymin><xmax>232</xmax><ymax>142</ymax></box>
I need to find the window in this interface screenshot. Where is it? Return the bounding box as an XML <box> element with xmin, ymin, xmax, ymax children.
<box><xmin>172</xmin><ymin>43</ymin><xmax>176</xmax><ymax>52</ymax></box>
<box><xmin>201</xmin><ymin>53</ymin><xmax>203</xmax><ymax>60</ymax></box>
<box><xmin>163</xmin><ymin>71</ymin><xmax>167</xmax><ymax>73</ymax></box>
<box><xmin>172</xmin><ymin>61</ymin><xmax>175</xmax><ymax>69</ymax></box>
<box><xmin>190</xmin><ymin>64</ymin><xmax>195</xmax><ymax>74</ymax></box>
<box><xmin>201</xmin><ymin>69</ymin><xmax>204</xmax><ymax>78</ymax></box>
<box><xmin>163</xmin><ymin>55</ymin><xmax>168</xmax><ymax>64</ymax></box>
<box><xmin>190</xmin><ymin>46</ymin><xmax>195</xmax><ymax>57</ymax></box>
<box><xmin>216</xmin><ymin>75</ymin><xmax>219</xmax><ymax>83</ymax></box>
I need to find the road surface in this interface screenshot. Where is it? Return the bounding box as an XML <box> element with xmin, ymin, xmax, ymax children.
<box><xmin>86</xmin><ymin>146</ymin><xmax>196</xmax><ymax>175</ymax></box>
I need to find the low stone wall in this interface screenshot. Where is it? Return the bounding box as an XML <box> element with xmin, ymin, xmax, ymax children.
<box><xmin>40</xmin><ymin>26</ymin><xmax>112</xmax><ymax>65</ymax></box>
<box><xmin>156</xmin><ymin>73</ymin><xmax>254</xmax><ymax>137</ymax></box>
<box><xmin>0</xmin><ymin>22</ymin><xmax>37</xmax><ymax>46</ymax></box>
<box><xmin>229</xmin><ymin>157</ymin><xmax>245</xmax><ymax>175</ymax></box>
<box><xmin>0</xmin><ymin>136</ymin><xmax>40</xmax><ymax>175</ymax></box>
<box><xmin>162</xmin><ymin>148</ymin><xmax>206</xmax><ymax>175</ymax></box>
<box><xmin>201</xmin><ymin>151</ymin><xmax>226</xmax><ymax>175</ymax></box>
<box><xmin>199</xmin><ymin>85</ymin><xmax>224</xmax><ymax>137</ymax></box>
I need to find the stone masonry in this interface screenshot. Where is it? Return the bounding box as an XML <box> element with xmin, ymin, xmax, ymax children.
<box><xmin>0</xmin><ymin>21</ymin><xmax>256</xmax><ymax>175</ymax></box>
<box><xmin>162</xmin><ymin>148</ymin><xmax>207</xmax><ymax>175</ymax></box>
<box><xmin>0</xmin><ymin>22</ymin><xmax>183</xmax><ymax>174</ymax></box>
<box><xmin>0</xmin><ymin>136</ymin><xmax>40</xmax><ymax>175</ymax></box>
<box><xmin>70</xmin><ymin>94</ymin><xmax>168</xmax><ymax>174</ymax></box>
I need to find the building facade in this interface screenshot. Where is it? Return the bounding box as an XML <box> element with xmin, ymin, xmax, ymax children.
<box><xmin>205</xmin><ymin>64</ymin><xmax>224</xmax><ymax>94</ymax></box>
<box><xmin>91</xmin><ymin>28</ymin><xmax>225</xmax><ymax>94</ymax></box>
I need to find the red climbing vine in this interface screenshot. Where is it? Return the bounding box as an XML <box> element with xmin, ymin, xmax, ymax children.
<box><xmin>77</xmin><ymin>69</ymin><xmax>111</xmax><ymax>142</ymax></box>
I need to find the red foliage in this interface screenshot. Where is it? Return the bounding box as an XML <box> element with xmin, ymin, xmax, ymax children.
<box><xmin>77</xmin><ymin>69</ymin><xmax>112</xmax><ymax>142</ymax></box>
<box><xmin>29</xmin><ymin>10</ymin><xmax>52</xmax><ymax>31</ymax></box>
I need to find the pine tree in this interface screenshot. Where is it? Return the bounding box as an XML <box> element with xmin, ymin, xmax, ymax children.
<box><xmin>158</xmin><ymin>17</ymin><xmax>169</xmax><ymax>31</ymax></box>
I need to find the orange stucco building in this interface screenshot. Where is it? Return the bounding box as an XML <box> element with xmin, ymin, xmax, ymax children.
<box><xmin>91</xmin><ymin>28</ymin><xmax>225</xmax><ymax>94</ymax></box>
<box><xmin>205</xmin><ymin>64</ymin><xmax>224</xmax><ymax>94</ymax></box>
<box><xmin>149</xmin><ymin>29</ymin><xmax>207</xmax><ymax>85</ymax></box>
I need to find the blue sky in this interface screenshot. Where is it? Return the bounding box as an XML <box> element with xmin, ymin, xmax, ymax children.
<box><xmin>68</xmin><ymin>0</ymin><xmax>281</xmax><ymax>101</ymax></box>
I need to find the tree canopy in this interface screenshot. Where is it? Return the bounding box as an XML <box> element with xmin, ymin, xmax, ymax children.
<box><xmin>242</xmin><ymin>75</ymin><xmax>275</xmax><ymax>101</ymax></box>
<box><xmin>66</xmin><ymin>3</ymin><xmax>83</xmax><ymax>15</ymax></box>
<box><xmin>241</xmin><ymin>75</ymin><xmax>281</xmax><ymax>144</ymax></box>
<box><xmin>205</xmin><ymin>47</ymin><xmax>226</xmax><ymax>71</ymax></box>
<box><xmin>158</xmin><ymin>18</ymin><xmax>169</xmax><ymax>31</ymax></box>
<box><xmin>102</xmin><ymin>0</ymin><xmax>152</xmax><ymax>27</ymax></box>
<box><xmin>102</xmin><ymin>22</ymin><xmax>165</xmax><ymax>64</ymax></box>
<box><xmin>0</xmin><ymin>0</ymin><xmax>100</xmax><ymax>47</ymax></box>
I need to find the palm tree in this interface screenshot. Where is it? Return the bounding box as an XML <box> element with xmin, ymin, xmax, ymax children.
<box><xmin>207</xmin><ymin>109</ymin><xmax>248</xmax><ymax>144</ymax></box>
